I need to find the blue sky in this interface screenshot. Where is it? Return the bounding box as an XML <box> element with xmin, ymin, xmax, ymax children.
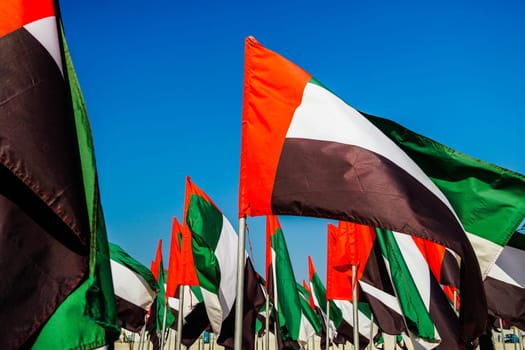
<box><xmin>59</xmin><ymin>0</ymin><xmax>524</xmax><ymax>282</ymax></box>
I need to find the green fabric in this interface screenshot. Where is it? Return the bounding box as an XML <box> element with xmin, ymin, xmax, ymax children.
<box><xmin>32</xmin><ymin>21</ymin><xmax>120</xmax><ymax>349</ymax></box>
<box><xmin>271</xmin><ymin>227</ymin><xmax>303</xmax><ymax>340</ymax></box>
<box><xmin>375</xmin><ymin>228</ymin><xmax>435</xmax><ymax>340</ymax></box>
<box><xmin>296</xmin><ymin>283</ymin><xmax>322</xmax><ymax>334</ymax></box>
<box><xmin>109</xmin><ymin>243</ymin><xmax>159</xmax><ymax>292</ymax></box>
<box><xmin>366</xmin><ymin>114</ymin><xmax>525</xmax><ymax>246</ymax></box>
<box><xmin>309</xmin><ymin>267</ymin><xmax>343</xmax><ymax>328</ymax></box>
<box><xmin>156</xmin><ymin>265</ymin><xmax>176</xmax><ymax>331</ymax></box>
<box><xmin>186</xmin><ymin>194</ymin><xmax>223</xmax><ymax>294</ymax></box>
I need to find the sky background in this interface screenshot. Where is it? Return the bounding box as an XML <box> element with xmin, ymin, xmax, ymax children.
<box><xmin>59</xmin><ymin>0</ymin><xmax>524</xmax><ymax>282</ymax></box>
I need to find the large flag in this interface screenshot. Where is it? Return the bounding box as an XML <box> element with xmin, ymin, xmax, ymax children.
<box><xmin>0</xmin><ymin>1</ymin><xmax>119</xmax><ymax>347</ymax></box>
<box><xmin>237</xmin><ymin>36</ymin><xmax>525</xmax><ymax>341</ymax></box>
<box><xmin>484</xmin><ymin>230</ymin><xmax>525</xmax><ymax>330</ymax></box>
<box><xmin>166</xmin><ymin>217</ymin><xmax>199</xmax><ymax>298</ymax></box>
<box><xmin>109</xmin><ymin>243</ymin><xmax>159</xmax><ymax>333</ymax></box>
<box><xmin>266</xmin><ymin>215</ymin><xmax>320</xmax><ymax>345</ymax></box>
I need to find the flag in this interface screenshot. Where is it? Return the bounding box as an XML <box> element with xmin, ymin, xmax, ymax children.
<box><xmin>183</xmin><ymin>176</ymin><xmax>239</xmax><ymax>334</ymax></box>
<box><xmin>109</xmin><ymin>243</ymin><xmax>159</xmax><ymax>333</ymax></box>
<box><xmin>238</xmin><ymin>36</ymin><xmax>503</xmax><ymax>341</ymax></box>
<box><xmin>309</xmin><ymin>256</ymin><xmax>370</xmax><ymax>348</ymax></box>
<box><xmin>364</xmin><ymin>113</ymin><xmax>525</xmax><ymax>278</ymax></box>
<box><xmin>166</xmin><ymin>217</ymin><xmax>199</xmax><ymax>298</ymax></box>
<box><xmin>326</xmin><ymin>223</ymin><xmax>356</xmax><ymax>301</ymax></box>
<box><xmin>216</xmin><ymin>258</ymin><xmax>266</xmax><ymax>350</ymax></box>
<box><xmin>154</xmin><ymin>240</ymin><xmax>176</xmax><ymax>331</ymax></box>
<box><xmin>375</xmin><ymin>228</ymin><xmax>463</xmax><ymax>349</ymax></box>
<box><xmin>0</xmin><ymin>0</ymin><xmax>120</xmax><ymax>347</ymax></box>
<box><xmin>484</xmin><ymin>230</ymin><xmax>525</xmax><ymax>330</ymax></box>
<box><xmin>326</xmin><ymin>224</ymin><xmax>379</xmax><ymax>347</ymax></box>
<box><xmin>266</xmin><ymin>215</ymin><xmax>319</xmax><ymax>344</ymax></box>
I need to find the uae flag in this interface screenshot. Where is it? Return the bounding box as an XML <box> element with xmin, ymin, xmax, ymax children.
<box><xmin>1</xmin><ymin>1</ymin><xmax>119</xmax><ymax>348</ymax></box>
<box><xmin>184</xmin><ymin>176</ymin><xmax>264</xmax><ymax>350</ymax></box>
<box><xmin>237</xmin><ymin>35</ymin><xmax>525</xmax><ymax>341</ymax></box>
<box><xmin>266</xmin><ymin>215</ymin><xmax>320</xmax><ymax>344</ymax></box>
<box><xmin>484</xmin><ymin>230</ymin><xmax>525</xmax><ymax>330</ymax></box>
<box><xmin>109</xmin><ymin>243</ymin><xmax>159</xmax><ymax>333</ymax></box>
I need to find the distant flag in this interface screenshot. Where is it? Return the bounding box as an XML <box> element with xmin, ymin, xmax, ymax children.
<box><xmin>238</xmin><ymin>35</ymin><xmax>510</xmax><ymax>341</ymax></box>
<box><xmin>152</xmin><ymin>240</ymin><xmax>176</xmax><ymax>331</ymax></box>
<box><xmin>0</xmin><ymin>0</ymin><xmax>120</xmax><ymax>347</ymax></box>
<box><xmin>266</xmin><ymin>215</ymin><xmax>319</xmax><ymax>345</ymax></box>
<box><xmin>166</xmin><ymin>217</ymin><xmax>199</xmax><ymax>298</ymax></box>
<box><xmin>484</xmin><ymin>231</ymin><xmax>525</xmax><ymax>330</ymax></box>
<box><xmin>109</xmin><ymin>243</ymin><xmax>159</xmax><ymax>332</ymax></box>
<box><xmin>184</xmin><ymin>176</ymin><xmax>264</xmax><ymax>350</ymax></box>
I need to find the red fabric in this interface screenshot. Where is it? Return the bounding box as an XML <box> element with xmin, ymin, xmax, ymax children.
<box><xmin>265</xmin><ymin>215</ymin><xmax>280</xmax><ymax>289</ymax></box>
<box><xmin>303</xmin><ymin>280</ymin><xmax>315</xmax><ymax>310</ymax></box>
<box><xmin>0</xmin><ymin>0</ymin><xmax>55</xmax><ymax>38</ymax></box>
<box><xmin>151</xmin><ymin>239</ymin><xmax>163</xmax><ymax>282</ymax></box>
<box><xmin>166</xmin><ymin>217</ymin><xmax>199</xmax><ymax>297</ymax></box>
<box><xmin>239</xmin><ymin>36</ymin><xmax>311</xmax><ymax>217</ymax></box>
<box><xmin>326</xmin><ymin>223</ymin><xmax>353</xmax><ymax>300</ymax></box>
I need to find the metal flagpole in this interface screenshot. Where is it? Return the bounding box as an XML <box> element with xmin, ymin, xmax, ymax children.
<box><xmin>138</xmin><ymin>324</ymin><xmax>146</xmax><ymax>350</ymax></box>
<box><xmin>176</xmin><ymin>285</ymin><xmax>186</xmax><ymax>350</ymax></box>
<box><xmin>352</xmin><ymin>265</ymin><xmax>359</xmax><ymax>350</ymax></box>
<box><xmin>326</xmin><ymin>300</ymin><xmax>331</xmax><ymax>350</ymax></box>
<box><xmin>160</xmin><ymin>301</ymin><xmax>168</xmax><ymax>350</ymax></box>
<box><xmin>234</xmin><ymin>216</ymin><xmax>247</xmax><ymax>350</ymax></box>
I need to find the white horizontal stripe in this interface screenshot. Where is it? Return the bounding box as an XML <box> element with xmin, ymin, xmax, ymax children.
<box><xmin>110</xmin><ymin>260</ymin><xmax>155</xmax><ymax>310</ymax></box>
<box><xmin>466</xmin><ymin>232</ymin><xmax>503</xmax><ymax>278</ymax></box>
<box><xmin>487</xmin><ymin>264</ymin><xmax>520</xmax><ymax>287</ymax></box>
<box><xmin>493</xmin><ymin>245</ymin><xmax>525</xmax><ymax>287</ymax></box>
<box><xmin>287</xmin><ymin>83</ymin><xmax>459</xmax><ymax>223</ymax></box>
<box><xmin>394</xmin><ymin>232</ymin><xmax>431</xmax><ymax>310</ymax></box>
<box><xmin>359</xmin><ymin>280</ymin><xmax>402</xmax><ymax>315</ymax></box>
<box><xmin>201</xmin><ymin>288</ymin><xmax>223</xmax><ymax>333</ymax></box>
<box><xmin>333</xmin><ymin>299</ymin><xmax>377</xmax><ymax>339</ymax></box>
<box><xmin>24</xmin><ymin>17</ymin><xmax>63</xmax><ymax>76</ymax></box>
<box><xmin>215</xmin><ymin>214</ymin><xmax>239</xmax><ymax>319</ymax></box>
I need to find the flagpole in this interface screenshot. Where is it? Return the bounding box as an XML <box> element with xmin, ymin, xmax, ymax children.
<box><xmin>265</xmin><ymin>291</ymin><xmax>270</xmax><ymax>350</ymax></box>
<box><xmin>234</xmin><ymin>216</ymin><xmax>247</xmax><ymax>350</ymax></box>
<box><xmin>160</xmin><ymin>300</ymin><xmax>168</xmax><ymax>350</ymax></box>
<box><xmin>176</xmin><ymin>285</ymin><xmax>185</xmax><ymax>350</ymax></box>
<box><xmin>352</xmin><ymin>265</ymin><xmax>359</xmax><ymax>350</ymax></box>
<box><xmin>138</xmin><ymin>324</ymin><xmax>146</xmax><ymax>350</ymax></box>
<box><xmin>368</xmin><ymin>314</ymin><xmax>374</xmax><ymax>350</ymax></box>
<box><xmin>326</xmin><ymin>300</ymin><xmax>330</xmax><ymax>350</ymax></box>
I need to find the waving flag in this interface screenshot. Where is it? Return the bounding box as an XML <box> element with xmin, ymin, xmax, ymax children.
<box><xmin>1</xmin><ymin>1</ymin><xmax>119</xmax><ymax>347</ymax></box>
<box><xmin>237</xmin><ymin>35</ymin><xmax>525</xmax><ymax>341</ymax></box>
<box><xmin>109</xmin><ymin>243</ymin><xmax>159</xmax><ymax>332</ymax></box>
<box><xmin>266</xmin><ymin>215</ymin><xmax>319</xmax><ymax>345</ymax></box>
<box><xmin>166</xmin><ymin>217</ymin><xmax>199</xmax><ymax>298</ymax></box>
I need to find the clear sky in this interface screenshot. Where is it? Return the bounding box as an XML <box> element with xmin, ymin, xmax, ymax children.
<box><xmin>59</xmin><ymin>0</ymin><xmax>524</xmax><ymax>282</ymax></box>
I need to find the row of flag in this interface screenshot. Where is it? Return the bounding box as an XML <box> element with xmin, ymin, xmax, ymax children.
<box><xmin>1</xmin><ymin>0</ymin><xmax>525</xmax><ymax>349</ymax></box>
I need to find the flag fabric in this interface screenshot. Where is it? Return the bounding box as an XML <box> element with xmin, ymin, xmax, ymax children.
<box><xmin>326</xmin><ymin>224</ymin><xmax>380</xmax><ymax>347</ymax></box>
<box><xmin>375</xmin><ymin>228</ymin><xmax>463</xmax><ymax>349</ymax></box>
<box><xmin>484</xmin><ymin>231</ymin><xmax>525</xmax><ymax>330</ymax></box>
<box><xmin>364</xmin><ymin>113</ymin><xmax>525</xmax><ymax>278</ymax></box>
<box><xmin>326</xmin><ymin>223</ymin><xmax>356</xmax><ymax>301</ymax></box>
<box><xmin>238</xmin><ymin>35</ymin><xmax>515</xmax><ymax>341</ymax></box>
<box><xmin>166</xmin><ymin>217</ymin><xmax>199</xmax><ymax>298</ymax></box>
<box><xmin>309</xmin><ymin>256</ymin><xmax>370</xmax><ymax>348</ymax></box>
<box><xmin>0</xmin><ymin>1</ymin><xmax>120</xmax><ymax>347</ymax></box>
<box><xmin>154</xmin><ymin>240</ymin><xmax>176</xmax><ymax>332</ymax></box>
<box><xmin>109</xmin><ymin>243</ymin><xmax>159</xmax><ymax>333</ymax></box>
<box><xmin>183</xmin><ymin>176</ymin><xmax>239</xmax><ymax>335</ymax></box>
<box><xmin>266</xmin><ymin>215</ymin><xmax>319</xmax><ymax>345</ymax></box>
<box><xmin>216</xmin><ymin>258</ymin><xmax>266</xmax><ymax>350</ymax></box>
